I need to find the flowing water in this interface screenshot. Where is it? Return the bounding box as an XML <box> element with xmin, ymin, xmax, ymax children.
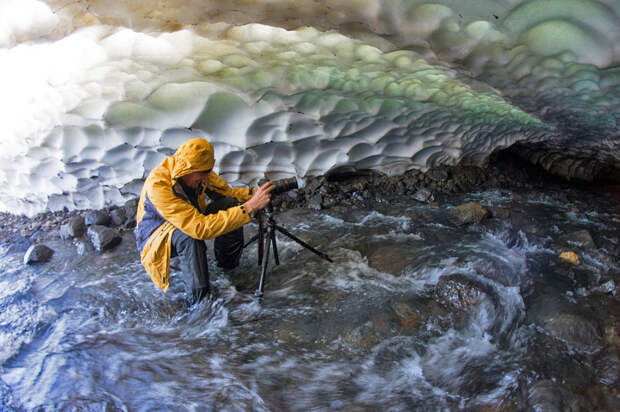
<box><xmin>1</xmin><ymin>187</ymin><xmax>619</xmax><ymax>411</ymax></box>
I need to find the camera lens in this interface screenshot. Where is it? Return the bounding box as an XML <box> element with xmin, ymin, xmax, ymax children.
<box><xmin>272</xmin><ymin>177</ymin><xmax>298</xmax><ymax>195</ymax></box>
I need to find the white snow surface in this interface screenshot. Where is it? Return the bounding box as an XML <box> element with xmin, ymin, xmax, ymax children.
<box><xmin>0</xmin><ymin>0</ymin><xmax>618</xmax><ymax>215</ymax></box>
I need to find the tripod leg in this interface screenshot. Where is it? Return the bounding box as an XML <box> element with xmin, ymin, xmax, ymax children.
<box><xmin>255</xmin><ymin>228</ymin><xmax>272</xmax><ymax>297</ymax></box>
<box><xmin>275</xmin><ymin>225</ymin><xmax>334</xmax><ymax>263</ymax></box>
<box><xmin>257</xmin><ymin>215</ymin><xmax>264</xmax><ymax>266</ymax></box>
<box><xmin>271</xmin><ymin>229</ymin><xmax>280</xmax><ymax>266</ymax></box>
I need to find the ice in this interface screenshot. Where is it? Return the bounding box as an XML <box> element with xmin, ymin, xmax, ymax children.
<box><xmin>0</xmin><ymin>0</ymin><xmax>618</xmax><ymax>214</ymax></box>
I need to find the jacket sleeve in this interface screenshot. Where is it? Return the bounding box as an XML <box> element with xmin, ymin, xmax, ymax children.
<box><xmin>147</xmin><ymin>174</ymin><xmax>251</xmax><ymax>240</ymax></box>
<box><xmin>208</xmin><ymin>171</ymin><xmax>253</xmax><ymax>203</ymax></box>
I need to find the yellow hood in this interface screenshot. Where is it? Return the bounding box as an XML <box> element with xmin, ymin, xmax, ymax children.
<box><xmin>170</xmin><ymin>137</ymin><xmax>215</xmax><ymax>180</ymax></box>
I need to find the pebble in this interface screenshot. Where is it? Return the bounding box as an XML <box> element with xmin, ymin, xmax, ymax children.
<box><xmin>559</xmin><ymin>251</ymin><xmax>580</xmax><ymax>265</ymax></box>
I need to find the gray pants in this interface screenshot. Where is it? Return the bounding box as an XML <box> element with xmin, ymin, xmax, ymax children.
<box><xmin>170</xmin><ymin>197</ymin><xmax>244</xmax><ymax>305</ymax></box>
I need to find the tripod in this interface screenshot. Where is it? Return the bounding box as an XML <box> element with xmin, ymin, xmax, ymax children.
<box><xmin>244</xmin><ymin>204</ymin><xmax>333</xmax><ymax>298</ymax></box>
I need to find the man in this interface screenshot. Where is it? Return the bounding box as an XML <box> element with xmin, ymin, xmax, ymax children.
<box><xmin>135</xmin><ymin>137</ymin><xmax>274</xmax><ymax>305</ymax></box>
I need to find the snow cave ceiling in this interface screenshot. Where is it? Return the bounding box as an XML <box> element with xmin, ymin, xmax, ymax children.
<box><xmin>0</xmin><ymin>0</ymin><xmax>618</xmax><ymax>215</ymax></box>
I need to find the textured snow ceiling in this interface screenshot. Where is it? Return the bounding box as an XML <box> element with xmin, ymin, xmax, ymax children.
<box><xmin>0</xmin><ymin>0</ymin><xmax>618</xmax><ymax>215</ymax></box>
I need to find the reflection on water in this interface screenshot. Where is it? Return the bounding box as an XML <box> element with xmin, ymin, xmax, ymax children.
<box><xmin>1</xmin><ymin>188</ymin><xmax>619</xmax><ymax>410</ymax></box>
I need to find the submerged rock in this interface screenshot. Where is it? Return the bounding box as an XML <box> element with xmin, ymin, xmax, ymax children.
<box><xmin>449</xmin><ymin>202</ymin><xmax>490</xmax><ymax>226</ymax></box>
<box><xmin>559</xmin><ymin>229</ymin><xmax>597</xmax><ymax>249</ymax></box>
<box><xmin>367</xmin><ymin>243</ymin><xmax>412</xmax><ymax>275</ymax></box>
<box><xmin>23</xmin><ymin>244</ymin><xmax>54</xmax><ymax>264</ymax></box>
<box><xmin>542</xmin><ymin>313</ymin><xmax>603</xmax><ymax>353</ymax></box>
<box><xmin>87</xmin><ymin>225</ymin><xmax>122</xmax><ymax>252</ymax></box>
<box><xmin>528</xmin><ymin>380</ymin><xmax>591</xmax><ymax>411</ymax></box>
<box><xmin>391</xmin><ymin>301</ymin><xmax>421</xmax><ymax>329</ymax></box>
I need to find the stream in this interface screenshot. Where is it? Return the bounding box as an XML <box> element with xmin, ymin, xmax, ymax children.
<box><xmin>1</xmin><ymin>187</ymin><xmax>619</xmax><ymax>411</ymax></box>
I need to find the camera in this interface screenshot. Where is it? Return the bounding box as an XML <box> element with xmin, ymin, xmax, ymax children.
<box><xmin>258</xmin><ymin>177</ymin><xmax>299</xmax><ymax>196</ymax></box>
<box><xmin>271</xmin><ymin>177</ymin><xmax>298</xmax><ymax>195</ymax></box>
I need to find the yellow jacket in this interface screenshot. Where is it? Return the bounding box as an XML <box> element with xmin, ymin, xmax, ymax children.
<box><xmin>135</xmin><ymin>138</ymin><xmax>252</xmax><ymax>291</ymax></box>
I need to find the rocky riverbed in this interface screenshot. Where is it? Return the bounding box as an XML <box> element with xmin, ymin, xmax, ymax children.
<box><xmin>0</xmin><ymin>152</ymin><xmax>566</xmax><ymax>254</ymax></box>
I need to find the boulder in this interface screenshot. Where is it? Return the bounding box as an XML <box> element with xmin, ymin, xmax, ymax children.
<box><xmin>23</xmin><ymin>244</ymin><xmax>54</xmax><ymax>264</ymax></box>
<box><xmin>84</xmin><ymin>210</ymin><xmax>112</xmax><ymax>227</ymax></box>
<box><xmin>87</xmin><ymin>225</ymin><xmax>122</xmax><ymax>252</ymax></box>
<box><xmin>59</xmin><ymin>216</ymin><xmax>86</xmax><ymax>239</ymax></box>
<box><xmin>450</xmin><ymin>202</ymin><xmax>490</xmax><ymax>225</ymax></box>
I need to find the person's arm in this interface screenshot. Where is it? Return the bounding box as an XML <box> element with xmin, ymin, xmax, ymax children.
<box><xmin>148</xmin><ymin>175</ymin><xmax>251</xmax><ymax>240</ymax></box>
<box><xmin>243</xmin><ymin>181</ymin><xmax>275</xmax><ymax>215</ymax></box>
<box><xmin>207</xmin><ymin>171</ymin><xmax>254</xmax><ymax>202</ymax></box>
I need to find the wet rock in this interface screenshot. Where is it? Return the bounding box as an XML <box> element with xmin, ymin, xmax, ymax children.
<box><xmin>87</xmin><ymin>225</ymin><xmax>122</xmax><ymax>252</ymax></box>
<box><xmin>84</xmin><ymin>210</ymin><xmax>112</xmax><ymax>227</ymax></box>
<box><xmin>23</xmin><ymin>244</ymin><xmax>54</xmax><ymax>264</ymax></box>
<box><xmin>367</xmin><ymin>244</ymin><xmax>411</xmax><ymax>275</ymax></box>
<box><xmin>124</xmin><ymin>198</ymin><xmax>138</xmax><ymax>222</ymax></box>
<box><xmin>110</xmin><ymin>208</ymin><xmax>127</xmax><ymax>226</ymax></box>
<box><xmin>592</xmin><ymin>280</ymin><xmax>616</xmax><ymax>295</ymax></box>
<box><xmin>76</xmin><ymin>240</ymin><xmax>95</xmax><ymax>255</ymax></box>
<box><xmin>449</xmin><ymin>202</ymin><xmax>490</xmax><ymax>226</ymax></box>
<box><xmin>304</xmin><ymin>177</ymin><xmax>325</xmax><ymax>194</ymax></box>
<box><xmin>528</xmin><ymin>380</ymin><xmax>591</xmax><ymax>411</ymax></box>
<box><xmin>426</xmin><ymin>168</ymin><xmax>449</xmax><ymax>182</ymax></box>
<box><xmin>559</xmin><ymin>229</ymin><xmax>597</xmax><ymax>249</ymax></box>
<box><xmin>541</xmin><ymin>313</ymin><xmax>603</xmax><ymax>353</ymax></box>
<box><xmin>340</xmin><ymin>323</ymin><xmax>377</xmax><ymax>351</ymax></box>
<box><xmin>124</xmin><ymin>214</ymin><xmax>137</xmax><ymax>229</ymax></box>
<box><xmin>559</xmin><ymin>251</ymin><xmax>580</xmax><ymax>265</ymax></box>
<box><xmin>59</xmin><ymin>216</ymin><xmax>86</xmax><ymax>240</ymax></box>
<box><xmin>391</xmin><ymin>301</ymin><xmax>421</xmax><ymax>329</ymax></box>
<box><xmin>412</xmin><ymin>188</ymin><xmax>434</xmax><ymax>203</ymax></box>
<box><xmin>471</xmin><ymin>258</ymin><xmax>521</xmax><ymax>287</ymax></box>
<box><xmin>436</xmin><ymin>273</ymin><xmax>484</xmax><ymax>310</ymax></box>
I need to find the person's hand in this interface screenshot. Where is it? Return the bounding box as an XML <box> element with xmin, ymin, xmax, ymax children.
<box><xmin>243</xmin><ymin>181</ymin><xmax>275</xmax><ymax>215</ymax></box>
